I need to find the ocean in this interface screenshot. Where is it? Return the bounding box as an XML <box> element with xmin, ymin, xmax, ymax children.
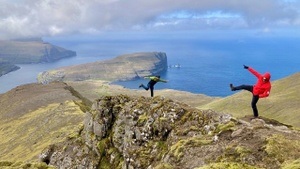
<box><xmin>1</xmin><ymin>36</ymin><xmax>299</xmax><ymax>97</ymax></box>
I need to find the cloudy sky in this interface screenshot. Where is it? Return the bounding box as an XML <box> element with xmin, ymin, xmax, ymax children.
<box><xmin>1</xmin><ymin>0</ymin><xmax>300</xmax><ymax>40</ymax></box>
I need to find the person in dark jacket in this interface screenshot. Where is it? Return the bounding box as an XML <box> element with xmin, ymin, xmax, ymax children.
<box><xmin>230</xmin><ymin>65</ymin><xmax>271</xmax><ymax>118</ymax></box>
<box><xmin>139</xmin><ymin>75</ymin><xmax>167</xmax><ymax>97</ymax></box>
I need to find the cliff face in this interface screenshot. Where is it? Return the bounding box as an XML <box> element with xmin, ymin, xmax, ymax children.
<box><xmin>40</xmin><ymin>95</ymin><xmax>300</xmax><ymax>169</ymax></box>
<box><xmin>37</xmin><ymin>52</ymin><xmax>168</xmax><ymax>84</ymax></box>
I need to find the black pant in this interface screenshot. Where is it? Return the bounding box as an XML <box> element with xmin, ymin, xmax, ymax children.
<box><xmin>140</xmin><ymin>83</ymin><xmax>154</xmax><ymax>97</ymax></box>
<box><xmin>234</xmin><ymin>85</ymin><xmax>259</xmax><ymax>117</ymax></box>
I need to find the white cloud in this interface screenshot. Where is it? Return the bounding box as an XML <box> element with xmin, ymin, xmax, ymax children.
<box><xmin>49</xmin><ymin>26</ymin><xmax>63</xmax><ymax>35</ymax></box>
<box><xmin>0</xmin><ymin>0</ymin><xmax>300</xmax><ymax>39</ymax></box>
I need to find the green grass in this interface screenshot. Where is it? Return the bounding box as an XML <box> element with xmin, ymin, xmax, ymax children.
<box><xmin>0</xmin><ymin>161</ymin><xmax>56</xmax><ymax>169</ymax></box>
<box><xmin>195</xmin><ymin>162</ymin><xmax>263</xmax><ymax>169</ymax></box>
<box><xmin>0</xmin><ymin>101</ymin><xmax>84</xmax><ymax>162</ymax></box>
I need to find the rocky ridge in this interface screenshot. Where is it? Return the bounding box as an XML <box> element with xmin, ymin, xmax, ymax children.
<box><xmin>0</xmin><ymin>80</ymin><xmax>217</xmax><ymax>169</ymax></box>
<box><xmin>39</xmin><ymin>95</ymin><xmax>300</xmax><ymax>169</ymax></box>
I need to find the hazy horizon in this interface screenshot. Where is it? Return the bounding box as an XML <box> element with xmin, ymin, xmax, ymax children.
<box><xmin>1</xmin><ymin>0</ymin><xmax>300</xmax><ymax>41</ymax></box>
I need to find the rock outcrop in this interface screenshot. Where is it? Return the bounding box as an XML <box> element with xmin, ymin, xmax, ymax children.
<box><xmin>40</xmin><ymin>95</ymin><xmax>300</xmax><ymax>169</ymax></box>
<box><xmin>37</xmin><ymin>52</ymin><xmax>168</xmax><ymax>84</ymax></box>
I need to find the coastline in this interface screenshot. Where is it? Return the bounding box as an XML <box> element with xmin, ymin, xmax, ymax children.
<box><xmin>0</xmin><ymin>62</ymin><xmax>20</xmax><ymax>77</ymax></box>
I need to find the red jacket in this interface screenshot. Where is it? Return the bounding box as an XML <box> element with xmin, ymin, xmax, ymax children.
<box><xmin>248</xmin><ymin>67</ymin><xmax>271</xmax><ymax>98</ymax></box>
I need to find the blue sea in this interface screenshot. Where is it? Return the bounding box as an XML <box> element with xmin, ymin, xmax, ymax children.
<box><xmin>1</xmin><ymin>35</ymin><xmax>299</xmax><ymax>97</ymax></box>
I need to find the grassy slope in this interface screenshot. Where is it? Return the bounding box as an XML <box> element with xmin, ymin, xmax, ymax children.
<box><xmin>0</xmin><ymin>82</ymin><xmax>86</xmax><ymax>161</ymax></box>
<box><xmin>198</xmin><ymin>72</ymin><xmax>300</xmax><ymax>128</ymax></box>
<box><xmin>1</xmin><ymin>71</ymin><xmax>298</xmax><ymax>163</ymax></box>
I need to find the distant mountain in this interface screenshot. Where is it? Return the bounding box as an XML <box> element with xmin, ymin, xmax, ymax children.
<box><xmin>0</xmin><ymin>38</ymin><xmax>76</xmax><ymax>64</ymax></box>
<box><xmin>38</xmin><ymin>52</ymin><xmax>168</xmax><ymax>84</ymax></box>
<box><xmin>0</xmin><ymin>38</ymin><xmax>76</xmax><ymax>76</ymax></box>
<box><xmin>198</xmin><ymin>72</ymin><xmax>300</xmax><ymax>128</ymax></box>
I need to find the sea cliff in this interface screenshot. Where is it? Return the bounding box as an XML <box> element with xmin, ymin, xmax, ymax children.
<box><xmin>38</xmin><ymin>52</ymin><xmax>168</xmax><ymax>84</ymax></box>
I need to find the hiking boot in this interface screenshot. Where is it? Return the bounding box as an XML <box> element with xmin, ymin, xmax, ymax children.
<box><xmin>230</xmin><ymin>84</ymin><xmax>235</xmax><ymax>91</ymax></box>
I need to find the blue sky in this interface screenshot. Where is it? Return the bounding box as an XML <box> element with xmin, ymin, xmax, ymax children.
<box><xmin>0</xmin><ymin>0</ymin><xmax>300</xmax><ymax>40</ymax></box>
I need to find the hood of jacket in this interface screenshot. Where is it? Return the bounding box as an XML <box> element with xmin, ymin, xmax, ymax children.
<box><xmin>263</xmin><ymin>72</ymin><xmax>271</xmax><ymax>81</ymax></box>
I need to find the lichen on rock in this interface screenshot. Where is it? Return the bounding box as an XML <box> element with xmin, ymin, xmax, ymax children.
<box><xmin>39</xmin><ymin>95</ymin><xmax>300</xmax><ymax>169</ymax></box>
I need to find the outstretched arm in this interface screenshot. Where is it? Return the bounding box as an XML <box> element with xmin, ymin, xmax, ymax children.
<box><xmin>245</xmin><ymin>66</ymin><xmax>262</xmax><ymax>79</ymax></box>
<box><xmin>158</xmin><ymin>79</ymin><xmax>168</xmax><ymax>83</ymax></box>
<box><xmin>144</xmin><ymin>76</ymin><xmax>157</xmax><ymax>80</ymax></box>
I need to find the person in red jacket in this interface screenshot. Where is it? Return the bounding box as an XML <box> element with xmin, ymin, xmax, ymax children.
<box><xmin>230</xmin><ymin>65</ymin><xmax>271</xmax><ymax>118</ymax></box>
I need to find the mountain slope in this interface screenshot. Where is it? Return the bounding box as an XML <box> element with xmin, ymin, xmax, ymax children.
<box><xmin>0</xmin><ymin>77</ymin><xmax>300</xmax><ymax>168</ymax></box>
<box><xmin>198</xmin><ymin>72</ymin><xmax>300</xmax><ymax>128</ymax></box>
<box><xmin>39</xmin><ymin>95</ymin><xmax>300</xmax><ymax>169</ymax></box>
<box><xmin>0</xmin><ymin>82</ymin><xmax>89</xmax><ymax>161</ymax></box>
